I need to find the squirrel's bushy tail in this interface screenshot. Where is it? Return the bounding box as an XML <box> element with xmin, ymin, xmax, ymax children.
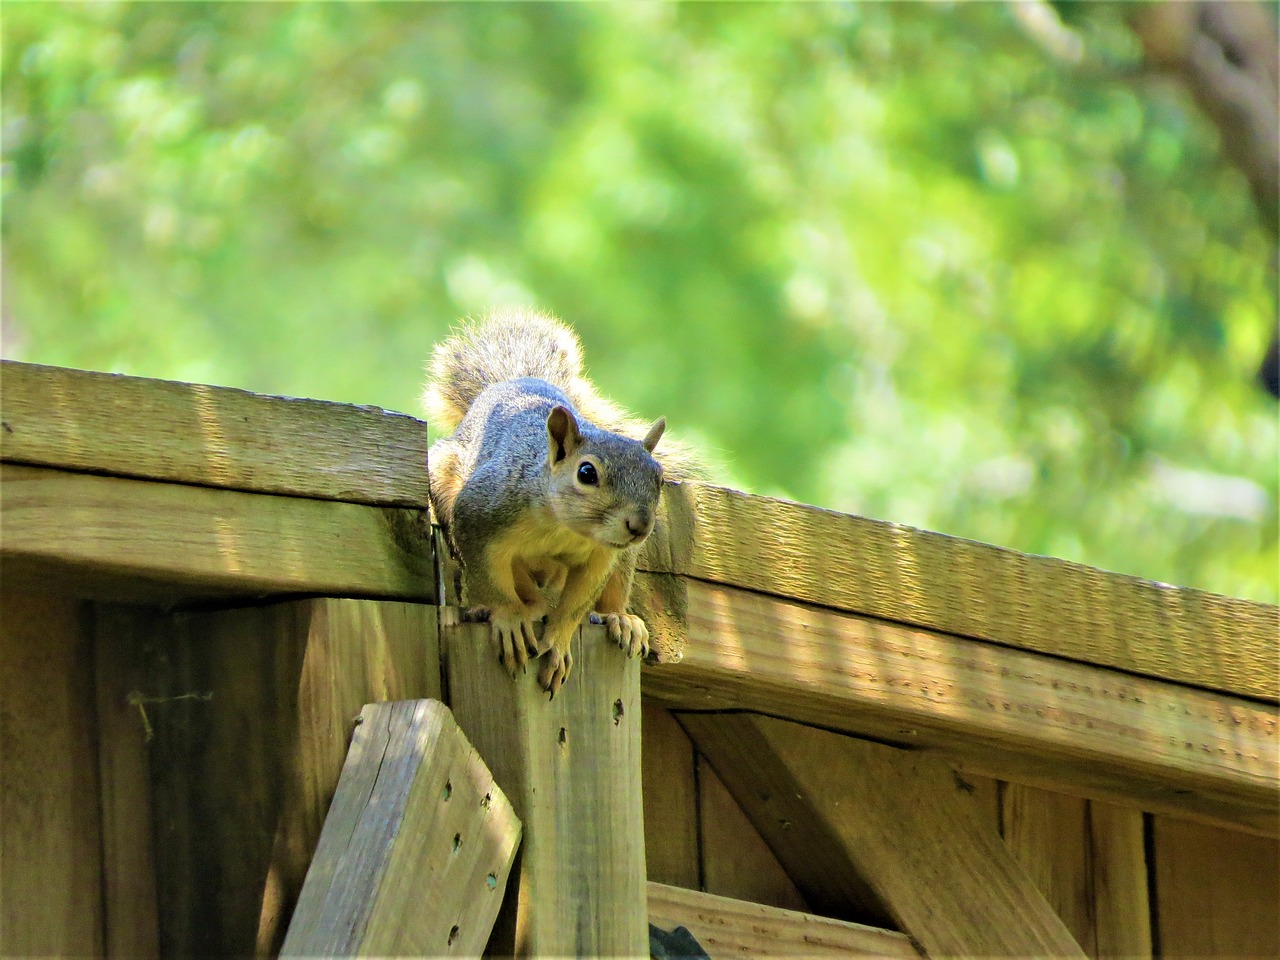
<box><xmin>425</xmin><ymin>307</ymin><xmax>703</xmax><ymax>478</ymax></box>
<box><xmin>424</xmin><ymin>308</ymin><xmax>612</xmax><ymax>431</ymax></box>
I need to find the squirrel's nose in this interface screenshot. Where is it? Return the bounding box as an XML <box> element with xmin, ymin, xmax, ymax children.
<box><xmin>626</xmin><ymin>513</ymin><xmax>653</xmax><ymax>540</ymax></box>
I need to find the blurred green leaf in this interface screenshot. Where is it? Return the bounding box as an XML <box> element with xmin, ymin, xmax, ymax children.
<box><xmin>2</xmin><ymin>1</ymin><xmax>1274</xmax><ymax>600</ymax></box>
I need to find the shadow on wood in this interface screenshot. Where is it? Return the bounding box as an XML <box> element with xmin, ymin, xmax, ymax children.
<box><xmin>680</xmin><ymin>712</ymin><xmax>1086</xmax><ymax>957</ymax></box>
<box><xmin>144</xmin><ymin>599</ymin><xmax>439</xmax><ymax>955</ymax></box>
<box><xmin>645</xmin><ymin>581</ymin><xmax>1279</xmax><ymax>837</ymax></box>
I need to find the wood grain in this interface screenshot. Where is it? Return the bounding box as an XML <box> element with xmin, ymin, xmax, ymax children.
<box><xmin>642</xmin><ymin>580</ymin><xmax>1280</xmax><ymax>836</ymax></box>
<box><xmin>281</xmin><ymin>700</ymin><xmax>519</xmax><ymax>956</ymax></box>
<box><xmin>1153</xmin><ymin>816</ymin><xmax>1280</xmax><ymax>958</ymax></box>
<box><xmin>146</xmin><ymin>598</ymin><xmax>439</xmax><ymax>955</ymax></box>
<box><xmin>4</xmin><ymin>356</ymin><xmax>1271</xmax><ymax>702</ymax></box>
<box><xmin>680</xmin><ymin>713</ymin><xmax>1086</xmax><ymax>957</ymax></box>
<box><xmin>961</xmin><ymin>772</ymin><xmax>1003</xmax><ymax>832</ymax></box>
<box><xmin>1089</xmin><ymin>801</ymin><xmax>1153</xmax><ymax>959</ymax></box>
<box><xmin>647</xmin><ymin>883</ymin><xmax>920</xmax><ymax>959</ymax></box>
<box><xmin>697</xmin><ymin>757</ymin><xmax>809</xmax><ymax>913</ymax></box>
<box><xmin>1002</xmin><ymin>786</ymin><xmax>1152</xmax><ymax>958</ymax></box>
<box><xmin>445</xmin><ymin>621</ymin><xmax>648</xmax><ymax>958</ymax></box>
<box><xmin>0</xmin><ymin>463</ymin><xmax>435</xmax><ymax>604</ymax></box>
<box><xmin>640</xmin><ymin>482</ymin><xmax>1279</xmax><ymax>702</ymax></box>
<box><xmin>0</xmin><ymin>359</ymin><xmax>430</xmax><ymax>506</ymax></box>
<box><xmin>0</xmin><ymin>592</ymin><xmax>103</xmax><ymax>956</ymax></box>
<box><xmin>1003</xmin><ymin>786</ymin><xmax>1098</xmax><ymax>951</ymax></box>
<box><xmin>641</xmin><ymin>703</ymin><xmax>700</xmax><ymax>889</ymax></box>
<box><xmin>93</xmin><ymin>604</ymin><xmax>163</xmax><ymax>959</ymax></box>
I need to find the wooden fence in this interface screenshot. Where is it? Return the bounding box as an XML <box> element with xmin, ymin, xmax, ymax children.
<box><xmin>1</xmin><ymin>359</ymin><xmax>1276</xmax><ymax>957</ymax></box>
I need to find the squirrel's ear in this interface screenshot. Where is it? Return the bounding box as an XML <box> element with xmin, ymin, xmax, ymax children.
<box><xmin>642</xmin><ymin>417</ymin><xmax>666</xmax><ymax>453</ymax></box>
<box><xmin>546</xmin><ymin>405</ymin><xmax>583</xmax><ymax>464</ymax></box>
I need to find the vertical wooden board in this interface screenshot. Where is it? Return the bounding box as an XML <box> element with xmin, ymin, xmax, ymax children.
<box><xmin>146</xmin><ymin>600</ymin><xmax>316</xmax><ymax>956</ymax></box>
<box><xmin>275</xmin><ymin>597</ymin><xmax>442</xmax><ymax>905</ymax></box>
<box><xmin>1154</xmin><ymin>816</ymin><xmax>1280</xmax><ymax>958</ymax></box>
<box><xmin>1002</xmin><ymin>785</ymin><xmax>1150</xmax><ymax>959</ymax></box>
<box><xmin>277</xmin><ymin>596</ymin><xmax>440</xmax><ymax>946</ymax></box>
<box><xmin>698</xmin><ymin>756</ymin><xmax>809</xmax><ymax>913</ymax></box>
<box><xmin>0</xmin><ymin>591</ymin><xmax>104</xmax><ymax>956</ymax></box>
<box><xmin>1003</xmin><ymin>784</ymin><xmax>1097</xmax><ymax>954</ymax></box>
<box><xmin>445</xmin><ymin>622</ymin><xmax>648</xmax><ymax>959</ymax></box>
<box><xmin>1088</xmin><ymin>802</ymin><xmax>1152</xmax><ymax>959</ymax></box>
<box><xmin>641</xmin><ymin>702</ymin><xmax>700</xmax><ymax>889</ymax></box>
<box><xmin>146</xmin><ymin>598</ymin><xmax>439</xmax><ymax>957</ymax></box>
<box><xmin>93</xmin><ymin>603</ymin><xmax>162</xmax><ymax>960</ymax></box>
<box><xmin>281</xmin><ymin>700</ymin><xmax>520</xmax><ymax>956</ymax></box>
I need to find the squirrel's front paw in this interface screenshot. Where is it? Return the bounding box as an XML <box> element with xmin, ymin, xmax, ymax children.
<box><xmin>489</xmin><ymin>611</ymin><xmax>539</xmax><ymax>677</ymax></box>
<box><xmin>537</xmin><ymin>643</ymin><xmax>573</xmax><ymax>697</ymax></box>
<box><xmin>603</xmin><ymin>613</ymin><xmax>650</xmax><ymax>659</ymax></box>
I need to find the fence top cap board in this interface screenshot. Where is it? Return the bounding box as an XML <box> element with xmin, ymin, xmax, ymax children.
<box><xmin>2</xmin><ymin>359</ymin><xmax>1275</xmax><ymax>702</ymax></box>
<box><xmin>638</xmin><ymin>472</ymin><xmax>1279</xmax><ymax>704</ymax></box>
<box><xmin>0</xmin><ymin>360</ymin><xmax>430</xmax><ymax>506</ymax></box>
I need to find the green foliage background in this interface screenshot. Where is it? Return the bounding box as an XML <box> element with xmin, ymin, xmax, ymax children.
<box><xmin>4</xmin><ymin>2</ymin><xmax>1276</xmax><ymax>601</ymax></box>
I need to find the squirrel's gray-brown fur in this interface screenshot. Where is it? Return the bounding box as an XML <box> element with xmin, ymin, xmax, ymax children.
<box><xmin>424</xmin><ymin>307</ymin><xmax>687</xmax><ymax>695</ymax></box>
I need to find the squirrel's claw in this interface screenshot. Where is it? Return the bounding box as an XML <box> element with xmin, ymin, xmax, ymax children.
<box><xmin>491</xmin><ymin>612</ymin><xmax>536</xmax><ymax>678</ymax></box>
<box><xmin>604</xmin><ymin>613</ymin><xmax>650</xmax><ymax>660</ymax></box>
<box><xmin>522</xmin><ymin>620</ymin><xmax>540</xmax><ymax>658</ymax></box>
<box><xmin>538</xmin><ymin>644</ymin><xmax>573</xmax><ymax>695</ymax></box>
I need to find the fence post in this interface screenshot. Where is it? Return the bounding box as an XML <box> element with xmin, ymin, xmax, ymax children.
<box><xmin>444</xmin><ymin>622</ymin><xmax>648</xmax><ymax>958</ymax></box>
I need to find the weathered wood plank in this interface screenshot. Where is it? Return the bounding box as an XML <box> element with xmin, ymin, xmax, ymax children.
<box><xmin>5</xmin><ymin>357</ymin><xmax>1271</xmax><ymax>701</ymax></box>
<box><xmin>640</xmin><ymin>482</ymin><xmax>1279</xmax><ymax>702</ymax></box>
<box><xmin>1089</xmin><ymin>802</ymin><xmax>1153</xmax><ymax>959</ymax></box>
<box><xmin>697</xmin><ymin>756</ymin><xmax>810</xmax><ymax>914</ymax></box>
<box><xmin>281</xmin><ymin>700</ymin><xmax>519</xmax><ymax>956</ymax></box>
<box><xmin>1153</xmin><ymin>816</ymin><xmax>1280</xmax><ymax>958</ymax></box>
<box><xmin>0</xmin><ymin>359</ymin><xmax>430</xmax><ymax>506</ymax></box>
<box><xmin>0</xmin><ymin>592</ymin><xmax>104</xmax><ymax>956</ymax></box>
<box><xmin>146</xmin><ymin>599</ymin><xmax>439</xmax><ymax>955</ymax></box>
<box><xmin>962</xmin><ymin>773</ymin><xmax>1003</xmax><ymax>833</ymax></box>
<box><xmin>647</xmin><ymin>883</ymin><xmax>921</xmax><ymax>959</ymax></box>
<box><xmin>642</xmin><ymin>580</ymin><xmax>1280</xmax><ymax>836</ymax></box>
<box><xmin>0</xmin><ymin>464</ymin><xmax>435</xmax><ymax>604</ymax></box>
<box><xmin>641</xmin><ymin>703</ymin><xmax>700</xmax><ymax>889</ymax></box>
<box><xmin>1003</xmin><ymin>785</ymin><xmax>1097</xmax><ymax>952</ymax></box>
<box><xmin>1002</xmin><ymin>786</ymin><xmax>1152</xmax><ymax>958</ymax></box>
<box><xmin>93</xmin><ymin>604</ymin><xmax>162</xmax><ymax>959</ymax></box>
<box><xmin>680</xmin><ymin>713</ymin><xmax>1086</xmax><ymax>957</ymax></box>
<box><xmin>445</xmin><ymin>621</ymin><xmax>648</xmax><ymax>958</ymax></box>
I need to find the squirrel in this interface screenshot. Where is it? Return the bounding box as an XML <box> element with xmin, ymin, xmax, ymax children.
<box><xmin>424</xmin><ymin>308</ymin><xmax>687</xmax><ymax>695</ymax></box>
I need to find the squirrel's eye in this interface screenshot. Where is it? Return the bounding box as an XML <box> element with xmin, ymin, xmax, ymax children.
<box><xmin>576</xmin><ymin>462</ymin><xmax>599</xmax><ymax>486</ymax></box>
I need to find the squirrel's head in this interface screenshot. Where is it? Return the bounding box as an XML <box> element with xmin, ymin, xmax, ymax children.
<box><xmin>544</xmin><ymin>405</ymin><xmax>665</xmax><ymax>549</ymax></box>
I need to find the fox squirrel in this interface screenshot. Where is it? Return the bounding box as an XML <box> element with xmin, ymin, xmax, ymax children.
<box><xmin>424</xmin><ymin>308</ymin><xmax>685</xmax><ymax>695</ymax></box>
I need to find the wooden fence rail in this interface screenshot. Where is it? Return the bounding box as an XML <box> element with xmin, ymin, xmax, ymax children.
<box><xmin>1</xmin><ymin>359</ymin><xmax>1276</xmax><ymax>958</ymax></box>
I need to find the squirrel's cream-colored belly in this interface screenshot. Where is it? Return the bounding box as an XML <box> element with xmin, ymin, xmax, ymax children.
<box><xmin>482</xmin><ymin>511</ymin><xmax>608</xmax><ymax>610</ymax></box>
<box><xmin>505</xmin><ymin>512</ymin><xmax>599</xmax><ymax>565</ymax></box>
